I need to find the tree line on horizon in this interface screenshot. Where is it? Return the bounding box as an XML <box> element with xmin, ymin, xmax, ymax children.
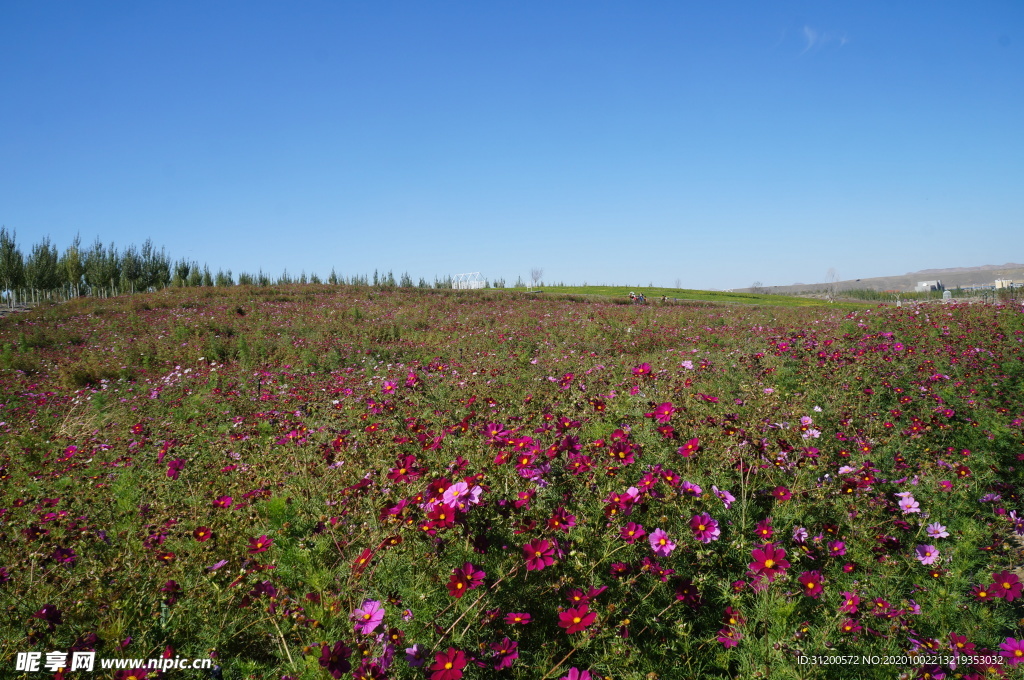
<box><xmin>0</xmin><ymin>229</ymin><xmax>517</xmax><ymax>307</ymax></box>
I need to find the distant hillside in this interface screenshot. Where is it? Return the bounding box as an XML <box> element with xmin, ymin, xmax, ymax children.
<box><xmin>735</xmin><ymin>264</ymin><xmax>1024</xmax><ymax>295</ymax></box>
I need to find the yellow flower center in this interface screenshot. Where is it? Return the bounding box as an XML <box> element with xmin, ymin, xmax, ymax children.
<box><xmin>764</xmin><ymin>559</ymin><xmax>775</xmax><ymax>569</ymax></box>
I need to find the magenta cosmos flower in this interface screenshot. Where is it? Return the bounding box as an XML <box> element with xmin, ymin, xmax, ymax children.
<box><xmin>248</xmin><ymin>535</ymin><xmax>273</xmax><ymax>553</ymax></box>
<box><xmin>166</xmin><ymin>458</ymin><xmax>185</xmax><ymax>480</ymax></box>
<box><xmin>405</xmin><ymin>644</ymin><xmax>427</xmax><ymax>667</ymax></box>
<box><xmin>559</xmin><ymin>669</ymin><xmax>592</xmax><ymax>680</ymax></box>
<box><xmin>523</xmin><ymin>539</ymin><xmax>555</xmax><ymax>571</ymax></box>
<box><xmin>620</xmin><ymin>522</ymin><xmax>646</xmax><ymax>544</ymax></box>
<box><xmin>992</xmin><ymin>571</ymin><xmax>1023</xmax><ymax>601</ymax></box>
<box><xmin>677</xmin><ymin>437</ymin><xmax>700</xmax><ymax>457</ymax></box>
<box><xmin>491</xmin><ymin>637</ymin><xmax>519</xmax><ymax>670</ymax></box>
<box><xmin>430</xmin><ymin>647</ymin><xmax>467</xmax><ymax>680</ymax></box>
<box><xmin>1001</xmin><ymin>638</ymin><xmax>1024</xmax><ymax>665</ymax></box>
<box><xmin>447</xmin><ymin>563</ymin><xmax>485</xmax><ymax>598</ymax></box>
<box><xmin>648</xmin><ymin>402</ymin><xmax>675</xmax><ymax>424</ymax></box>
<box><xmin>351</xmin><ymin>600</ymin><xmax>385</xmax><ymax>635</ymax></box>
<box><xmin>649</xmin><ymin>528</ymin><xmax>677</xmax><ymax>556</ymax></box>
<box><xmin>632</xmin><ymin>362</ymin><xmax>652</xmax><ymax>377</ymax></box>
<box><xmin>797</xmin><ymin>571</ymin><xmax>824</xmax><ymax>598</ymax></box>
<box><xmin>318</xmin><ymin>641</ymin><xmax>352</xmax><ymax>678</ymax></box>
<box><xmin>749</xmin><ymin>544</ymin><xmax>790</xmax><ymax>581</ymax></box>
<box><xmin>558</xmin><ymin>604</ymin><xmax>597</xmax><ymax>634</ymax></box>
<box><xmin>717</xmin><ymin>627</ymin><xmax>742</xmax><ymax>648</ymax></box>
<box><xmin>690</xmin><ymin>513</ymin><xmax>721</xmax><ymax>543</ymax></box>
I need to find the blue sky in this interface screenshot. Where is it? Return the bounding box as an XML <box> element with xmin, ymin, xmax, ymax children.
<box><xmin>2</xmin><ymin>1</ymin><xmax>1021</xmax><ymax>290</ymax></box>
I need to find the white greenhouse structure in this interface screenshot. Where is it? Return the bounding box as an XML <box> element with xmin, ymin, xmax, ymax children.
<box><xmin>452</xmin><ymin>272</ymin><xmax>486</xmax><ymax>290</ymax></box>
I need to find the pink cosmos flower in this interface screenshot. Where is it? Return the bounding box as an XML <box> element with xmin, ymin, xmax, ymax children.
<box><xmin>712</xmin><ymin>485</ymin><xmax>735</xmax><ymax>509</ymax></box>
<box><xmin>351</xmin><ymin>600</ymin><xmax>385</xmax><ymax>635</ymax></box>
<box><xmin>690</xmin><ymin>513</ymin><xmax>721</xmax><ymax>543</ymax></box>
<box><xmin>649</xmin><ymin>528</ymin><xmax>676</xmax><ymax>556</ymax></box>
<box><xmin>680</xmin><ymin>481</ymin><xmax>702</xmax><ymax>497</ymax></box>
<box><xmin>926</xmin><ymin>522</ymin><xmax>949</xmax><ymax>539</ymax></box>
<box><xmin>504</xmin><ymin>612</ymin><xmax>532</xmax><ymax>625</ymax></box>
<box><xmin>898</xmin><ymin>496</ymin><xmax>921</xmax><ymax>514</ymax></box>
<box><xmin>915</xmin><ymin>545</ymin><xmax>940</xmax><ymax>566</ymax></box>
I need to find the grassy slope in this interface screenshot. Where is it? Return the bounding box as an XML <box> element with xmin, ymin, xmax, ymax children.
<box><xmin>506</xmin><ymin>284</ymin><xmax>874</xmax><ymax>309</ymax></box>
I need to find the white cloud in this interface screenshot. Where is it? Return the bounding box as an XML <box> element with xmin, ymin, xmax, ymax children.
<box><xmin>800</xmin><ymin>25</ymin><xmax>848</xmax><ymax>55</ymax></box>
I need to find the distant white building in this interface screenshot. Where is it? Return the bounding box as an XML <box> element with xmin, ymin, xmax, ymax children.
<box><xmin>995</xmin><ymin>279</ymin><xmax>1024</xmax><ymax>289</ymax></box>
<box><xmin>915</xmin><ymin>280</ymin><xmax>943</xmax><ymax>292</ymax></box>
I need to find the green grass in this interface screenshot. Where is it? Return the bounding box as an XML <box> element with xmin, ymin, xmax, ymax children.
<box><xmin>505</xmin><ymin>284</ymin><xmax>874</xmax><ymax>309</ymax></box>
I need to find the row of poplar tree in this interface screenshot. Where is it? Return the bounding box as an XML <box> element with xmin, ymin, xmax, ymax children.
<box><xmin>0</xmin><ymin>229</ymin><xmax>215</xmax><ymax>306</ymax></box>
<box><xmin>0</xmin><ymin>228</ymin><xmax>508</xmax><ymax>308</ymax></box>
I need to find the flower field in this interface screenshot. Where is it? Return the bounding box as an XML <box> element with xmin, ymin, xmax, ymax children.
<box><xmin>2</xmin><ymin>285</ymin><xmax>1023</xmax><ymax>679</ymax></box>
